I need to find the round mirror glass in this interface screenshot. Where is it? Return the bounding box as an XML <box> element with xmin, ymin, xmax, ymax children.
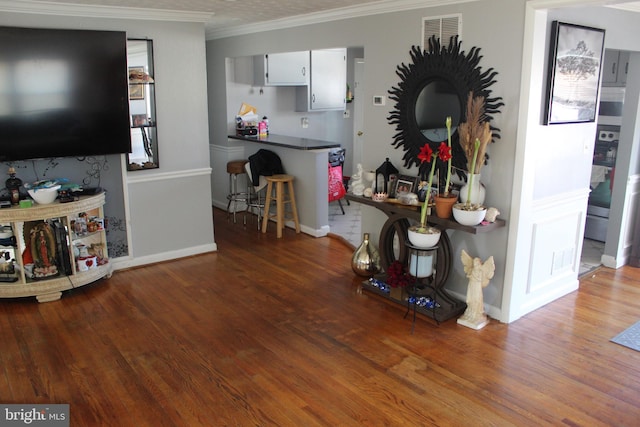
<box><xmin>415</xmin><ymin>80</ymin><xmax>461</xmax><ymax>143</ymax></box>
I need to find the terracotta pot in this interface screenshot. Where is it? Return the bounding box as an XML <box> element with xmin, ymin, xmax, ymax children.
<box><xmin>434</xmin><ymin>194</ymin><xmax>458</xmax><ymax>219</ymax></box>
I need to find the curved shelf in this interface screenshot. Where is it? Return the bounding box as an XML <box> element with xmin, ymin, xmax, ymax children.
<box><xmin>0</xmin><ymin>192</ymin><xmax>110</xmax><ymax>302</ymax></box>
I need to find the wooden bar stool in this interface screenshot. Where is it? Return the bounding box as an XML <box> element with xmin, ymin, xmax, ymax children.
<box><xmin>226</xmin><ymin>160</ymin><xmax>249</xmax><ymax>223</ymax></box>
<box><xmin>261</xmin><ymin>174</ymin><xmax>300</xmax><ymax>238</ymax></box>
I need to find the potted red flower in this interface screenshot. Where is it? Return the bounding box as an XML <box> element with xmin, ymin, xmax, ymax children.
<box><xmin>407</xmin><ymin>141</ymin><xmax>451</xmax><ymax>247</ymax></box>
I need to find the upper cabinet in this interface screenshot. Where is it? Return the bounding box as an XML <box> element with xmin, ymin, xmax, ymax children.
<box><xmin>127</xmin><ymin>39</ymin><xmax>159</xmax><ymax>171</ymax></box>
<box><xmin>254</xmin><ymin>51</ymin><xmax>309</xmax><ymax>86</ymax></box>
<box><xmin>602</xmin><ymin>49</ymin><xmax>629</xmax><ymax>87</ymax></box>
<box><xmin>296</xmin><ymin>48</ymin><xmax>347</xmax><ymax>112</ymax></box>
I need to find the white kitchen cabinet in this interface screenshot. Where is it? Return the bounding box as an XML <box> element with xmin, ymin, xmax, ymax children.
<box><xmin>254</xmin><ymin>51</ymin><xmax>309</xmax><ymax>86</ymax></box>
<box><xmin>602</xmin><ymin>49</ymin><xmax>629</xmax><ymax>87</ymax></box>
<box><xmin>296</xmin><ymin>48</ymin><xmax>347</xmax><ymax>112</ymax></box>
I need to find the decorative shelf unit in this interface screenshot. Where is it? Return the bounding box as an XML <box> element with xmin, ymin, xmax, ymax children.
<box><xmin>0</xmin><ymin>193</ymin><xmax>112</xmax><ymax>303</ymax></box>
<box><xmin>346</xmin><ymin>194</ymin><xmax>505</xmax><ymax>322</ymax></box>
<box><xmin>127</xmin><ymin>38</ymin><xmax>158</xmax><ymax>170</ymax></box>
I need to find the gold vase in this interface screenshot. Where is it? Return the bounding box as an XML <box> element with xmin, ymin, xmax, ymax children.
<box><xmin>351</xmin><ymin>233</ymin><xmax>381</xmax><ymax>277</ymax></box>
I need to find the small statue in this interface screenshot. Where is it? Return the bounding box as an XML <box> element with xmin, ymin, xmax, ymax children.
<box><xmin>485</xmin><ymin>207</ymin><xmax>500</xmax><ymax>222</ymax></box>
<box><xmin>349</xmin><ymin>163</ymin><xmax>366</xmax><ymax>196</ymax></box>
<box><xmin>458</xmin><ymin>250</ymin><xmax>495</xmax><ymax>330</ymax></box>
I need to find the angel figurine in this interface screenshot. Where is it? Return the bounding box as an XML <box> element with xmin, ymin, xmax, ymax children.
<box><xmin>457</xmin><ymin>250</ymin><xmax>495</xmax><ymax>330</ymax></box>
<box><xmin>349</xmin><ymin>163</ymin><xmax>366</xmax><ymax>196</ymax></box>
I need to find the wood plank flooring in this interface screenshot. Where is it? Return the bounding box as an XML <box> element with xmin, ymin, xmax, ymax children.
<box><xmin>1</xmin><ymin>208</ymin><xmax>639</xmax><ymax>426</ymax></box>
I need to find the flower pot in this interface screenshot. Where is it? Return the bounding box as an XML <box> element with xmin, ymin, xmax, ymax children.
<box><xmin>459</xmin><ymin>173</ymin><xmax>486</xmax><ymax>205</ymax></box>
<box><xmin>452</xmin><ymin>203</ymin><xmax>487</xmax><ymax>226</ymax></box>
<box><xmin>434</xmin><ymin>194</ymin><xmax>458</xmax><ymax>219</ymax></box>
<box><xmin>407</xmin><ymin>225</ymin><xmax>441</xmax><ymax>248</ymax></box>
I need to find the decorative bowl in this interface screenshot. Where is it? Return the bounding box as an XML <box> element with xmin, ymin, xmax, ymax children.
<box><xmin>27</xmin><ymin>185</ymin><xmax>61</xmax><ymax>205</ymax></box>
<box><xmin>372</xmin><ymin>192</ymin><xmax>388</xmax><ymax>202</ymax></box>
<box><xmin>407</xmin><ymin>226</ymin><xmax>441</xmax><ymax>248</ymax></box>
<box><xmin>452</xmin><ymin>203</ymin><xmax>487</xmax><ymax>226</ymax></box>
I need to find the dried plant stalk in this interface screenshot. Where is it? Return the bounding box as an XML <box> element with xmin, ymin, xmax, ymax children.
<box><xmin>458</xmin><ymin>92</ymin><xmax>492</xmax><ymax>173</ymax></box>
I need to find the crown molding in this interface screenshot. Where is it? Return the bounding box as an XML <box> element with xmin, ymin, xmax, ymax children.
<box><xmin>0</xmin><ymin>0</ymin><xmax>213</xmax><ymax>23</ymax></box>
<box><xmin>205</xmin><ymin>0</ymin><xmax>478</xmax><ymax>40</ymax></box>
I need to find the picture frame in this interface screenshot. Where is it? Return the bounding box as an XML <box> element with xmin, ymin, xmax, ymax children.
<box><xmin>129</xmin><ymin>67</ymin><xmax>145</xmax><ymax>100</ymax></box>
<box><xmin>392</xmin><ymin>174</ymin><xmax>418</xmax><ymax>197</ymax></box>
<box><xmin>544</xmin><ymin>21</ymin><xmax>605</xmax><ymax>125</ymax></box>
<box><xmin>131</xmin><ymin>114</ymin><xmax>148</xmax><ymax>127</ymax></box>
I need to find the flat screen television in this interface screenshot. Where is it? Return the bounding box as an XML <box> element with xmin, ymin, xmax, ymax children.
<box><xmin>0</xmin><ymin>26</ymin><xmax>131</xmax><ymax>162</ymax></box>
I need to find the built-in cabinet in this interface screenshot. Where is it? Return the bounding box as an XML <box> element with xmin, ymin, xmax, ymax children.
<box><xmin>296</xmin><ymin>48</ymin><xmax>347</xmax><ymax>111</ymax></box>
<box><xmin>254</xmin><ymin>51</ymin><xmax>309</xmax><ymax>86</ymax></box>
<box><xmin>127</xmin><ymin>39</ymin><xmax>159</xmax><ymax>170</ymax></box>
<box><xmin>0</xmin><ymin>193</ymin><xmax>111</xmax><ymax>302</ymax></box>
<box><xmin>602</xmin><ymin>49</ymin><xmax>629</xmax><ymax>86</ymax></box>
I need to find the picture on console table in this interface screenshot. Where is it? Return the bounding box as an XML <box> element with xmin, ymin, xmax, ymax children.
<box><xmin>392</xmin><ymin>174</ymin><xmax>418</xmax><ymax>197</ymax></box>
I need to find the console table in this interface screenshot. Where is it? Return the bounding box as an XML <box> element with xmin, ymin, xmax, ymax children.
<box><xmin>346</xmin><ymin>194</ymin><xmax>505</xmax><ymax>321</ymax></box>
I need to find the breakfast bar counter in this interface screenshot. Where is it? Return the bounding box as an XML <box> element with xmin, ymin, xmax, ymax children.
<box><xmin>229</xmin><ymin>134</ymin><xmax>341</xmax><ymax>237</ymax></box>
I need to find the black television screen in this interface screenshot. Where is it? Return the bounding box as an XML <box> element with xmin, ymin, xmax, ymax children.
<box><xmin>0</xmin><ymin>26</ymin><xmax>131</xmax><ymax>161</ymax></box>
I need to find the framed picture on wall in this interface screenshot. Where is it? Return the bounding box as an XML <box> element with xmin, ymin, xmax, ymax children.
<box><xmin>543</xmin><ymin>21</ymin><xmax>606</xmax><ymax>125</ymax></box>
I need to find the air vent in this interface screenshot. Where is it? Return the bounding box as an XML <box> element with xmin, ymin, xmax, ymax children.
<box><xmin>422</xmin><ymin>14</ymin><xmax>462</xmax><ymax>49</ymax></box>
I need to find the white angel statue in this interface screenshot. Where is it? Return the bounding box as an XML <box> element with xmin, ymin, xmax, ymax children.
<box><xmin>349</xmin><ymin>163</ymin><xmax>366</xmax><ymax>196</ymax></box>
<box><xmin>457</xmin><ymin>250</ymin><xmax>495</xmax><ymax>330</ymax></box>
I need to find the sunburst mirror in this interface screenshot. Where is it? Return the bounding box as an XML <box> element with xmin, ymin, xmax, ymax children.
<box><xmin>388</xmin><ymin>36</ymin><xmax>504</xmax><ymax>180</ymax></box>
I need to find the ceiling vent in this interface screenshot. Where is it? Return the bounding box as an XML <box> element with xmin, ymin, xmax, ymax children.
<box><xmin>422</xmin><ymin>14</ymin><xmax>462</xmax><ymax>49</ymax></box>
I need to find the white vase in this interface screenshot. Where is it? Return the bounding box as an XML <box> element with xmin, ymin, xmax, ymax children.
<box><xmin>459</xmin><ymin>173</ymin><xmax>486</xmax><ymax>205</ymax></box>
<box><xmin>407</xmin><ymin>226</ymin><xmax>441</xmax><ymax>248</ymax></box>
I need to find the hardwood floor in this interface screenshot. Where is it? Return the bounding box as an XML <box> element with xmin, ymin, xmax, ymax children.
<box><xmin>1</xmin><ymin>208</ymin><xmax>639</xmax><ymax>426</ymax></box>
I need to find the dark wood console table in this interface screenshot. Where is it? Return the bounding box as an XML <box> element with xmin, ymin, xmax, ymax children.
<box><xmin>346</xmin><ymin>194</ymin><xmax>505</xmax><ymax>321</ymax></box>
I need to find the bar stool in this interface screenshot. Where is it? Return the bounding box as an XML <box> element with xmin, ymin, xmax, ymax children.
<box><xmin>244</xmin><ymin>162</ymin><xmax>267</xmax><ymax>229</ymax></box>
<box><xmin>261</xmin><ymin>174</ymin><xmax>300</xmax><ymax>238</ymax></box>
<box><xmin>226</xmin><ymin>160</ymin><xmax>249</xmax><ymax>223</ymax></box>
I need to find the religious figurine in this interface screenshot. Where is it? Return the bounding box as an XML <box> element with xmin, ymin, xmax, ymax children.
<box><xmin>349</xmin><ymin>163</ymin><xmax>366</xmax><ymax>196</ymax></box>
<box><xmin>458</xmin><ymin>249</ymin><xmax>495</xmax><ymax>330</ymax></box>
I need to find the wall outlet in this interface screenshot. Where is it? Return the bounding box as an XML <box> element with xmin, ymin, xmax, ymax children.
<box><xmin>343</xmin><ymin>109</ymin><xmax>350</xmax><ymax>119</ymax></box>
<box><xmin>301</xmin><ymin>117</ymin><xmax>309</xmax><ymax>128</ymax></box>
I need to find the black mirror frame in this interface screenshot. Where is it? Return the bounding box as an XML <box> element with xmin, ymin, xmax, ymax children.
<box><xmin>388</xmin><ymin>36</ymin><xmax>504</xmax><ymax>180</ymax></box>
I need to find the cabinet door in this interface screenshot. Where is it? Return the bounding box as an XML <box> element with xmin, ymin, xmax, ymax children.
<box><xmin>601</xmin><ymin>50</ymin><xmax>619</xmax><ymax>85</ymax></box>
<box><xmin>256</xmin><ymin>51</ymin><xmax>309</xmax><ymax>86</ymax></box>
<box><xmin>306</xmin><ymin>48</ymin><xmax>347</xmax><ymax>111</ymax></box>
<box><xmin>617</xmin><ymin>50</ymin><xmax>630</xmax><ymax>85</ymax></box>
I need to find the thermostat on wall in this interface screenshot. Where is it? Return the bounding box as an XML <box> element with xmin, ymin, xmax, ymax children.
<box><xmin>373</xmin><ymin>95</ymin><xmax>386</xmax><ymax>106</ymax></box>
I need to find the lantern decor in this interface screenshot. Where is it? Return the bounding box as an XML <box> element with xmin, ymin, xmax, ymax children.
<box><xmin>404</xmin><ymin>241</ymin><xmax>439</xmax><ymax>333</ymax></box>
<box><xmin>375</xmin><ymin>158</ymin><xmax>398</xmax><ymax>194</ymax></box>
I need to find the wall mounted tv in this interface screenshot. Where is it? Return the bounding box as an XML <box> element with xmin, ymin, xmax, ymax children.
<box><xmin>0</xmin><ymin>26</ymin><xmax>131</xmax><ymax>162</ymax></box>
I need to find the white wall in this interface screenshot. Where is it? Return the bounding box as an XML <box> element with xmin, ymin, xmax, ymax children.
<box><xmin>0</xmin><ymin>12</ymin><xmax>217</xmax><ymax>268</ymax></box>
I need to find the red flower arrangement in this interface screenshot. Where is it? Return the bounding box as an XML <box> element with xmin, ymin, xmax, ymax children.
<box><xmin>386</xmin><ymin>260</ymin><xmax>414</xmax><ymax>288</ymax></box>
<box><xmin>416</xmin><ymin>141</ymin><xmax>452</xmax><ymax>229</ymax></box>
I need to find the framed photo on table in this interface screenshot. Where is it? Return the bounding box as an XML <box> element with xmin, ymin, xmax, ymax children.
<box><xmin>543</xmin><ymin>21</ymin><xmax>605</xmax><ymax>125</ymax></box>
<box><xmin>392</xmin><ymin>174</ymin><xmax>418</xmax><ymax>197</ymax></box>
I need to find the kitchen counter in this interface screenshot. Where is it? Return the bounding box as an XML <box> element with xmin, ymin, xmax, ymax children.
<box><xmin>229</xmin><ymin>133</ymin><xmax>341</xmax><ymax>150</ymax></box>
<box><xmin>229</xmin><ymin>135</ymin><xmax>341</xmax><ymax>237</ymax></box>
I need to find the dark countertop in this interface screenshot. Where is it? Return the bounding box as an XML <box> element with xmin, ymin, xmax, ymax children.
<box><xmin>229</xmin><ymin>133</ymin><xmax>340</xmax><ymax>150</ymax></box>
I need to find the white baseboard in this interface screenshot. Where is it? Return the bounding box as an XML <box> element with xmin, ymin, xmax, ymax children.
<box><xmin>111</xmin><ymin>243</ymin><xmax>217</xmax><ymax>271</ymax></box>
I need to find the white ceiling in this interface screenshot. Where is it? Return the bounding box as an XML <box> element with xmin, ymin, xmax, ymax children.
<box><xmin>1</xmin><ymin>0</ymin><xmax>639</xmax><ymax>39</ymax></box>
